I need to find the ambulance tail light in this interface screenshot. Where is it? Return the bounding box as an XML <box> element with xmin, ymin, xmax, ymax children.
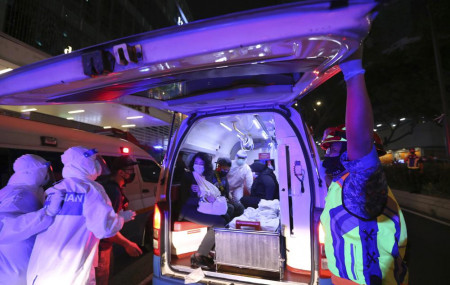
<box><xmin>120</xmin><ymin>147</ymin><xmax>130</xmax><ymax>154</ymax></box>
<box><xmin>153</xmin><ymin>203</ymin><xmax>162</xmax><ymax>256</ymax></box>
<box><xmin>318</xmin><ymin>222</ymin><xmax>332</xmax><ymax>278</ymax></box>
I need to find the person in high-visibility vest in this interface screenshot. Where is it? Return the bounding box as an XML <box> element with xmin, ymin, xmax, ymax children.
<box><xmin>319</xmin><ymin>48</ymin><xmax>408</xmax><ymax>285</ymax></box>
<box><xmin>404</xmin><ymin>148</ymin><xmax>424</xmax><ymax>193</ymax></box>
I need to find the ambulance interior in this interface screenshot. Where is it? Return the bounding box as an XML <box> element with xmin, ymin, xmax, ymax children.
<box><xmin>168</xmin><ymin>111</ymin><xmax>314</xmax><ymax>282</ymax></box>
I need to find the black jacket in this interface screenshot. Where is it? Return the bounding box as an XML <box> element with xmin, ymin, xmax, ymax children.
<box><xmin>250</xmin><ymin>168</ymin><xmax>279</xmax><ymax>200</ymax></box>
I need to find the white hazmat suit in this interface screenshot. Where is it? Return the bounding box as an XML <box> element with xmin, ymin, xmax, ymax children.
<box><xmin>0</xmin><ymin>154</ymin><xmax>62</xmax><ymax>285</ymax></box>
<box><xmin>27</xmin><ymin>147</ymin><xmax>135</xmax><ymax>285</ymax></box>
<box><xmin>228</xmin><ymin>150</ymin><xmax>253</xmax><ymax>201</ymax></box>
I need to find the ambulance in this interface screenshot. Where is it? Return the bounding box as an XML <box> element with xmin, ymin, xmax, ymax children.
<box><xmin>0</xmin><ymin>114</ymin><xmax>160</xmax><ymax>249</ymax></box>
<box><xmin>0</xmin><ymin>1</ymin><xmax>381</xmax><ymax>284</ymax></box>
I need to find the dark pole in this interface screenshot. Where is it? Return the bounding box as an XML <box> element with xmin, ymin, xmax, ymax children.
<box><xmin>427</xmin><ymin>1</ymin><xmax>450</xmax><ymax>158</ymax></box>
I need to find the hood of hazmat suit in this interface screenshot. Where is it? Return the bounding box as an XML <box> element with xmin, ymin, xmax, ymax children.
<box><xmin>228</xmin><ymin>150</ymin><xmax>253</xmax><ymax>201</ymax></box>
<box><xmin>27</xmin><ymin>146</ymin><xmax>125</xmax><ymax>285</ymax></box>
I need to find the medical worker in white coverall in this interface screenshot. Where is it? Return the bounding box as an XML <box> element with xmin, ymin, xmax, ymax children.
<box><xmin>227</xmin><ymin>150</ymin><xmax>253</xmax><ymax>201</ymax></box>
<box><xmin>0</xmin><ymin>154</ymin><xmax>64</xmax><ymax>285</ymax></box>
<box><xmin>27</xmin><ymin>146</ymin><xmax>135</xmax><ymax>285</ymax></box>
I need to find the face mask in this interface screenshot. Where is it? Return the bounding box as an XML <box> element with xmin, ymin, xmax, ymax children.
<box><xmin>322</xmin><ymin>156</ymin><xmax>346</xmax><ymax>177</ymax></box>
<box><xmin>236</xmin><ymin>159</ymin><xmax>245</xmax><ymax>166</ymax></box>
<box><xmin>124</xmin><ymin>172</ymin><xmax>136</xmax><ymax>184</ymax></box>
<box><xmin>193</xmin><ymin>164</ymin><xmax>204</xmax><ymax>175</ymax></box>
<box><xmin>219</xmin><ymin>170</ymin><xmax>229</xmax><ymax>177</ymax></box>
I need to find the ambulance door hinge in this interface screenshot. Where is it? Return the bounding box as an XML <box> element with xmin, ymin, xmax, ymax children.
<box><xmin>187</xmin><ymin>113</ymin><xmax>198</xmax><ymax>127</ymax></box>
<box><xmin>82</xmin><ymin>50</ymin><xmax>115</xmax><ymax>77</ymax></box>
<box><xmin>113</xmin><ymin>43</ymin><xmax>143</xmax><ymax>65</ymax></box>
<box><xmin>278</xmin><ymin>105</ymin><xmax>292</xmax><ymax>117</ymax></box>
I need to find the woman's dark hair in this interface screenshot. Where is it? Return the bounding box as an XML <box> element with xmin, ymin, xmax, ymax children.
<box><xmin>188</xmin><ymin>152</ymin><xmax>213</xmax><ymax>177</ymax></box>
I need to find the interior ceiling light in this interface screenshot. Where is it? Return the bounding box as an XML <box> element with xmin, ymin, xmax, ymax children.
<box><xmin>122</xmin><ymin>124</ymin><xmax>136</xmax><ymax>128</ymax></box>
<box><xmin>0</xmin><ymin>68</ymin><xmax>13</xmax><ymax>75</ymax></box>
<box><xmin>261</xmin><ymin>131</ymin><xmax>269</xmax><ymax>140</ymax></box>
<box><xmin>21</xmin><ymin>108</ymin><xmax>37</xmax><ymax>112</ymax></box>
<box><xmin>67</xmin><ymin>117</ymin><xmax>74</xmax><ymax>120</ymax></box>
<box><xmin>376</xmin><ymin>124</ymin><xmax>382</xmax><ymax>127</ymax></box>
<box><xmin>400</xmin><ymin>118</ymin><xmax>406</xmax><ymax>121</ymax></box>
<box><xmin>68</xmin><ymin>109</ymin><xmax>84</xmax><ymax>114</ymax></box>
<box><xmin>254</xmin><ymin>115</ymin><xmax>270</xmax><ymax>138</ymax></box>
<box><xmin>126</xmin><ymin>115</ymin><xmax>144</xmax><ymax>119</ymax></box>
<box><xmin>103</xmin><ymin>126</ymin><xmax>112</xmax><ymax>129</ymax></box>
<box><xmin>252</xmin><ymin>118</ymin><xmax>261</xmax><ymax>130</ymax></box>
<box><xmin>220</xmin><ymin>122</ymin><xmax>232</xmax><ymax>132</ymax></box>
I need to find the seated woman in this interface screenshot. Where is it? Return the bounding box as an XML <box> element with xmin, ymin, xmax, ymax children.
<box><xmin>178</xmin><ymin>152</ymin><xmax>227</xmax><ymax>270</ymax></box>
<box><xmin>240</xmin><ymin>162</ymin><xmax>279</xmax><ymax>209</ymax></box>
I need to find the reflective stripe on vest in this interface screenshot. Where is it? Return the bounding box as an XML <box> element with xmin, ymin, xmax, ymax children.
<box><xmin>320</xmin><ymin>177</ymin><xmax>408</xmax><ymax>285</ymax></box>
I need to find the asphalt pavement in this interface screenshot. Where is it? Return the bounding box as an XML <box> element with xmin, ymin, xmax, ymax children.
<box><xmin>110</xmin><ymin>248</ymin><xmax>153</xmax><ymax>285</ymax></box>
<box><xmin>402</xmin><ymin>210</ymin><xmax>450</xmax><ymax>285</ymax></box>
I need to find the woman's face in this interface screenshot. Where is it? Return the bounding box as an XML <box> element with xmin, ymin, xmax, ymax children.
<box><xmin>193</xmin><ymin>157</ymin><xmax>205</xmax><ymax>175</ymax></box>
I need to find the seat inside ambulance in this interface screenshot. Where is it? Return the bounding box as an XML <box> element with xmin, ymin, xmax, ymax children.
<box><xmin>167</xmin><ymin>111</ymin><xmax>314</xmax><ymax>282</ymax></box>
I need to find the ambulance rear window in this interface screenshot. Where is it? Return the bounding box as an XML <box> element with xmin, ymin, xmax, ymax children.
<box><xmin>137</xmin><ymin>159</ymin><xmax>160</xmax><ymax>183</ymax></box>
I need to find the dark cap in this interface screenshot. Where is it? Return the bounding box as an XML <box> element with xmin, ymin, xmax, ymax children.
<box><xmin>216</xmin><ymin>157</ymin><xmax>232</xmax><ymax>167</ymax></box>
<box><xmin>250</xmin><ymin>162</ymin><xmax>266</xmax><ymax>173</ymax></box>
<box><xmin>111</xmin><ymin>155</ymin><xmax>138</xmax><ymax>172</ymax></box>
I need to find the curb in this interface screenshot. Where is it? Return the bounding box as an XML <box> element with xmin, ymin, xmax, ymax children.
<box><xmin>392</xmin><ymin>189</ymin><xmax>450</xmax><ymax>222</ymax></box>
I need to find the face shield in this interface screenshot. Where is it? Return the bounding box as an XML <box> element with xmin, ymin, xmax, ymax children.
<box><xmin>83</xmin><ymin>148</ymin><xmax>111</xmax><ymax>177</ymax></box>
<box><xmin>42</xmin><ymin>162</ymin><xmax>56</xmax><ymax>190</ymax></box>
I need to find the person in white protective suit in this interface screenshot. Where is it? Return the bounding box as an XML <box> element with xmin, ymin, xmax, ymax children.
<box><xmin>0</xmin><ymin>154</ymin><xmax>63</xmax><ymax>285</ymax></box>
<box><xmin>27</xmin><ymin>146</ymin><xmax>135</xmax><ymax>285</ymax></box>
<box><xmin>227</xmin><ymin>150</ymin><xmax>253</xmax><ymax>201</ymax></box>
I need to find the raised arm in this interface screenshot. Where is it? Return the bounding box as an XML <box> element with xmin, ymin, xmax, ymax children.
<box><xmin>341</xmin><ymin>49</ymin><xmax>374</xmax><ymax>161</ymax></box>
<box><xmin>340</xmin><ymin>48</ymin><xmax>388</xmax><ymax>220</ymax></box>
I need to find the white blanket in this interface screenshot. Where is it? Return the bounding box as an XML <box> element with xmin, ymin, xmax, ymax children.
<box><xmin>229</xmin><ymin>199</ymin><xmax>280</xmax><ymax>232</ymax></box>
